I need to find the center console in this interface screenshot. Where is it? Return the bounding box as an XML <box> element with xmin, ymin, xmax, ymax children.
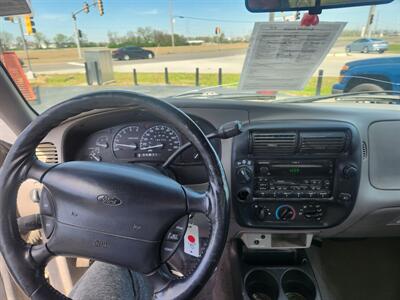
<box><xmin>232</xmin><ymin>121</ymin><xmax>361</xmax><ymax>229</ymax></box>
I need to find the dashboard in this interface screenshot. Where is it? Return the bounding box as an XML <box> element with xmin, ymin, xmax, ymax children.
<box><xmin>39</xmin><ymin>98</ymin><xmax>400</xmax><ymax>240</ymax></box>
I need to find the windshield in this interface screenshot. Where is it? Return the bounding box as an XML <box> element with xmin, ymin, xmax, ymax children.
<box><xmin>0</xmin><ymin>0</ymin><xmax>399</xmax><ymax>112</ymax></box>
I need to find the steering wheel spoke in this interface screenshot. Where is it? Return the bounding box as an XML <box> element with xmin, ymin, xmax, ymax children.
<box><xmin>185</xmin><ymin>187</ymin><xmax>210</xmax><ymax>215</ymax></box>
<box><xmin>145</xmin><ymin>265</ymin><xmax>175</xmax><ymax>295</ymax></box>
<box><xmin>25</xmin><ymin>159</ymin><xmax>53</xmax><ymax>182</ymax></box>
<box><xmin>26</xmin><ymin>244</ymin><xmax>54</xmax><ymax>269</ymax></box>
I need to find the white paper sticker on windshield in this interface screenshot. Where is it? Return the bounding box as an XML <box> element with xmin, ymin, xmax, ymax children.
<box><xmin>184</xmin><ymin>223</ymin><xmax>200</xmax><ymax>257</ymax></box>
<box><xmin>239</xmin><ymin>21</ymin><xmax>346</xmax><ymax>91</ymax></box>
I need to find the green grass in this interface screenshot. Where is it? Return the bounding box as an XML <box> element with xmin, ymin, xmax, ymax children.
<box><xmin>286</xmin><ymin>77</ymin><xmax>338</xmax><ymax>97</ymax></box>
<box><xmin>388</xmin><ymin>44</ymin><xmax>400</xmax><ymax>53</ymax></box>
<box><xmin>32</xmin><ymin>73</ymin><xmax>338</xmax><ymax>96</ymax></box>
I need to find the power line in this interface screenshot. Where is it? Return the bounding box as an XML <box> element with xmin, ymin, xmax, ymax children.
<box><xmin>175</xmin><ymin>16</ymin><xmax>255</xmax><ymax>24</ymax></box>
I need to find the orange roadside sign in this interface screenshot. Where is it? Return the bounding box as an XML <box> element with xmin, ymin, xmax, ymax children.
<box><xmin>0</xmin><ymin>51</ymin><xmax>36</xmax><ymax>101</ymax></box>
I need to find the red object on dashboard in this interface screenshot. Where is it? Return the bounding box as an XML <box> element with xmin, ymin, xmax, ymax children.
<box><xmin>300</xmin><ymin>13</ymin><xmax>319</xmax><ymax>26</ymax></box>
<box><xmin>0</xmin><ymin>51</ymin><xmax>36</xmax><ymax>102</ymax></box>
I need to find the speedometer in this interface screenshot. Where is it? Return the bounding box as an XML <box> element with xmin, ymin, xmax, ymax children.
<box><xmin>139</xmin><ymin>125</ymin><xmax>181</xmax><ymax>158</ymax></box>
<box><xmin>113</xmin><ymin>125</ymin><xmax>140</xmax><ymax>160</ymax></box>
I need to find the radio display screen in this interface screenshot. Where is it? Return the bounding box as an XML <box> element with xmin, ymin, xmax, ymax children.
<box><xmin>256</xmin><ymin>161</ymin><xmax>333</xmax><ymax>177</ymax></box>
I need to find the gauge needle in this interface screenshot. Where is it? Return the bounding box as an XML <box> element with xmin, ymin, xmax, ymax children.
<box><xmin>141</xmin><ymin>144</ymin><xmax>164</xmax><ymax>150</ymax></box>
<box><xmin>96</xmin><ymin>142</ymin><xmax>108</xmax><ymax>148</ymax></box>
<box><xmin>89</xmin><ymin>154</ymin><xmax>101</xmax><ymax>162</ymax></box>
<box><xmin>115</xmin><ymin>143</ymin><xmax>137</xmax><ymax>149</ymax></box>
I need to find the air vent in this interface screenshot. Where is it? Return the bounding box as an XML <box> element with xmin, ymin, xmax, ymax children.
<box><xmin>299</xmin><ymin>131</ymin><xmax>347</xmax><ymax>154</ymax></box>
<box><xmin>35</xmin><ymin>143</ymin><xmax>58</xmax><ymax>164</ymax></box>
<box><xmin>251</xmin><ymin>132</ymin><xmax>297</xmax><ymax>155</ymax></box>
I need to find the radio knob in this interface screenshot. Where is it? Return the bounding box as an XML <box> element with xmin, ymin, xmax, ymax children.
<box><xmin>236</xmin><ymin>166</ymin><xmax>252</xmax><ymax>184</ymax></box>
<box><xmin>342</xmin><ymin>165</ymin><xmax>358</xmax><ymax>179</ymax></box>
<box><xmin>237</xmin><ymin>188</ymin><xmax>251</xmax><ymax>201</ymax></box>
<box><xmin>275</xmin><ymin>205</ymin><xmax>296</xmax><ymax>221</ymax></box>
<box><xmin>259</xmin><ymin>166</ymin><xmax>270</xmax><ymax>175</ymax></box>
<box><xmin>256</xmin><ymin>207</ymin><xmax>266</xmax><ymax>221</ymax></box>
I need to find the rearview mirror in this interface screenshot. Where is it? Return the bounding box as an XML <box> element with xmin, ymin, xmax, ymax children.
<box><xmin>245</xmin><ymin>0</ymin><xmax>393</xmax><ymax>13</ymax></box>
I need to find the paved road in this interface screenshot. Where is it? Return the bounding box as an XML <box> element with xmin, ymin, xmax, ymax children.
<box><xmin>28</xmin><ymin>47</ymin><xmax>397</xmax><ymax>77</ymax></box>
<box><xmin>27</xmin><ymin>48</ymin><xmax>246</xmax><ymax>73</ymax></box>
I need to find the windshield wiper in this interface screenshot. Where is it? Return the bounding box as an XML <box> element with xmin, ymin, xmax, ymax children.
<box><xmin>169</xmin><ymin>89</ymin><xmax>276</xmax><ymax>101</ymax></box>
<box><xmin>275</xmin><ymin>91</ymin><xmax>400</xmax><ymax>104</ymax></box>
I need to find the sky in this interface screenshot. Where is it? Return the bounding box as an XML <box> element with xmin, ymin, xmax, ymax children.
<box><xmin>0</xmin><ymin>0</ymin><xmax>399</xmax><ymax>42</ymax></box>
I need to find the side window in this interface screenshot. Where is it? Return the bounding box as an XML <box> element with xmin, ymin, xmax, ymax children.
<box><xmin>0</xmin><ymin>119</ymin><xmax>14</xmax><ymax>167</ymax></box>
<box><xmin>0</xmin><ymin>140</ymin><xmax>11</xmax><ymax>167</ymax></box>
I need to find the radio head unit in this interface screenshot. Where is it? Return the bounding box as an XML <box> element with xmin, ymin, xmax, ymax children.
<box><xmin>231</xmin><ymin>122</ymin><xmax>361</xmax><ymax>229</ymax></box>
<box><xmin>254</xmin><ymin>160</ymin><xmax>334</xmax><ymax>200</ymax></box>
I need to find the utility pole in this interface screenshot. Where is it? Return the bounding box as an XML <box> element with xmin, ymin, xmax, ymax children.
<box><xmin>269</xmin><ymin>12</ymin><xmax>275</xmax><ymax>22</ymax></box>
<box><xmin>364</xmin><ymin>5</ymin><xmax>376</xmax><ymax>38</ymax></box>
<box><xmin>72</xmin><ymin>14</ymin><xmax>82</xmax><ymax>59</ymax></box>
<box><xmin>169</xmin><ymin>0</ymin><xmax>175</xmax><ymax>47</ymax></box>
<box><xmin>17</xmin><ymin>17</ymin><xmax>34</xmax><ymax>78</ymax></box>
<box><xmin>71</xmin><ymin>1</ymin><xmax>104</xmax><ymax>59</ymax></box>
<box><xmin>374</xmin><ymin>12</ymin><xmax>379</xmax><ymax>37</ymax></box>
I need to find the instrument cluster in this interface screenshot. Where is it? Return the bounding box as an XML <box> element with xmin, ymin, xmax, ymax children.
<box><xmin>75</xmin><ymin>121</ymin><xmax>213</xmax><ymax>164</ymax></box>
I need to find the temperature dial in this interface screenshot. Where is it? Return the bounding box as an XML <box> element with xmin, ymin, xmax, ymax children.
<box><xmin>236</xmin><ymin>166</ymin><xmax>252</xmax><ymax>184</ymax></box>
<box><xmin>275</xmin><ymin>205</ymin><xmax>296</xmax><ymax>221</ymax></box>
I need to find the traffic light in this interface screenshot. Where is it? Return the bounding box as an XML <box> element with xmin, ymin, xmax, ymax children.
<box><xmin>78</xmin><ymin>29</ymin><xmax>83</xmax><ymax>39</ymax></box>
<box><xmin>295</xmin><ymin>11</ymin><xmax>301</xmax><ymax>20</ymax></box>
<box><xmin>97</xmin><ymin>0</ymin><xmax>104</xmax><ymax>16</ymax></box>
<box><xmin>83</xmin><ymin>2</ymin><xmax>90</xmax><ymax>13</ymax></box>
<box><xmin>24</xmin><ymin>15</ymin><xmax>36</xmax><ymax>35</ymax></box>
<box><xmin>215</xmin><ymin>26</ymin><xmax>221</xmax><ymax>35</ymax></box>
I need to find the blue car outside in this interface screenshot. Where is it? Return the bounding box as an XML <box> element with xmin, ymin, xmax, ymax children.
<box><xmin>345</xmin><ymin>38</ymin><xmax>389</xmax><ymax>54</ymax></box>
<box><xmin>332</xmin><ymin>56</ymin><xmax>400</xmax><ymax>94</ymax></box>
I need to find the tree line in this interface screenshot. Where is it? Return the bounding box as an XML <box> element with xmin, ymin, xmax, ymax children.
<box><xmin>0</xmin><ymin>26</ymin><xmax>247</xmax><ymax>51</ymax></box>
<box><xmin>0</xmin><ymin>31</ymin><xmax>108</xmax><ymax>50</ymax></box>
<box><xmin>1</xmin><ymin>26</ymin><xmax>399</xmax><ymax>51</ymax></box>
<box><xmin>107</xmin><ymin>26</ymin><xmax>239</xmax><ymax>48</ymax></box>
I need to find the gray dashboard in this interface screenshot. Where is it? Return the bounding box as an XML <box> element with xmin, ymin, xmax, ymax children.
<box><xmin>40</xmin><ymin>98</ymin><xmax>400</xmax><ymax>239</ymax></box>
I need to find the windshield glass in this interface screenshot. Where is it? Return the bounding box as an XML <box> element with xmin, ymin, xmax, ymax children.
<box><xmin>0</xmin><ymin>0</ymin><xmax>399</xmax><ymax>112</ymax></box>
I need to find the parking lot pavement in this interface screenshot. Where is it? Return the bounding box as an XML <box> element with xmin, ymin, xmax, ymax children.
<box><xmin>32</xmin><ymin>49</ymin><xmax>397</xmax><ymax>78</ymax></box>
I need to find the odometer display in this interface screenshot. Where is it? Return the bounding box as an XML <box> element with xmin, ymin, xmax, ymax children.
<box><xmin>139</xmin><ymin>125</ymin><xmax>181</xmax><ymax>159</ymax></box>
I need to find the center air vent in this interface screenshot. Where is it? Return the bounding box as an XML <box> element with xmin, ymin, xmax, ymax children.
<box><xmin>251</xmin><ymin>132</ymin><xmax>297</xmax><ymax>155</ymax></box>
<box><xmin>299</xmin><ymin>131</ymin><xmax>347</xmax><ymax>154</ymax></box>
<box><xmin>35</xmin><ymin>143</ymin><xmax>58</xmax><ymax>164</ymax></box>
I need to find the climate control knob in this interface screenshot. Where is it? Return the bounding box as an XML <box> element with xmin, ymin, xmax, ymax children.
<box><xmin>236</xmin><ymin>166</ymin><xmax>252</xmax><ymax>184</ymax></box>
<box><xmin>275</xmin><ymin>205</ymin><xmax>296</xmax><ymax>221</ymax></box>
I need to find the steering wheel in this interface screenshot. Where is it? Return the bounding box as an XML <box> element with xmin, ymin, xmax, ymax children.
<box><xmin>0</xmin><ymin>91</ymin><xmax>230</xmax><ymax>300</ymax></box>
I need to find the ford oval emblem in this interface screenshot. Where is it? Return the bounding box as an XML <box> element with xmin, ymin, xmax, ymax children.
<box><xmin>97</xmin><ymin>194</ymin><xmax>122</xmax><ymax>207</ymax></box>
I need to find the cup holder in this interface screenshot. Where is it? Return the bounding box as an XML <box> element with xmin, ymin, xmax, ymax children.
<box><xmin>245</xmin><ymin>270</ymin><xmax>279</xmax><ymax>300</ymax></box>
<box><xmin>281</xmin><ymin>269</ymin><xmax>316</xmax><ymax>300</ymax></box>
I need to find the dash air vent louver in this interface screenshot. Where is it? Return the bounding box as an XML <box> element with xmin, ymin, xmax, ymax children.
<box><xmin>299</xmin><ymin>132</ymin><xmax>347</xmax><ymax>154</ymax></box>
<box><xmin>35</xmin><ymin>143</ymin><xmax>58</xmax><ymax>164</ymax></box>
<box><xmin>251</xmin><ymin>132</ymin><xmax>297</xmax><ymax>155</ymax></box>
